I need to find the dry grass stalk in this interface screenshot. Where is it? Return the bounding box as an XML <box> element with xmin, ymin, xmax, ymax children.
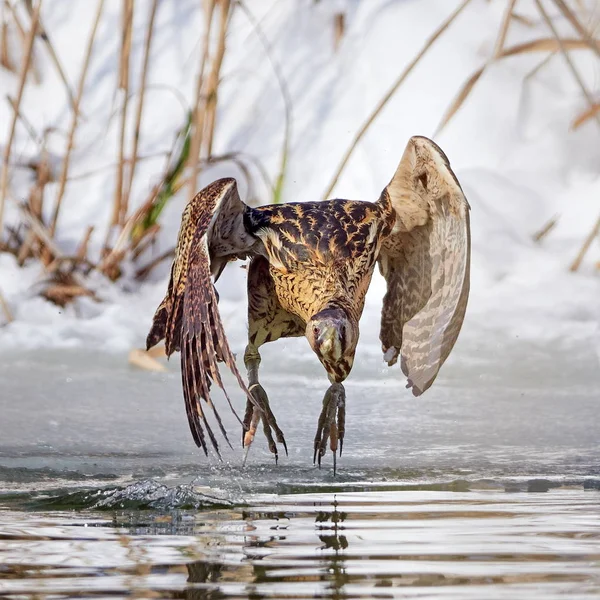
<box><xmin>493</xmin><ymin>0</ymin><xmax>518</xmax><ymax>58</ymax></box>
<box><xmin>532</xmin><ymin>214</ymin><xmax>559</xmax><ymax>242</ymax></box>
<box><xmin>0</xmin><ymin>0</ymin><xmax>42</xmax><ymax>240</ymax></box>
<box><xmin>333</xmin><ymin>12</ymin><xmax>345</xmax><ymax>51</ymax></box>
<box><xmin>10</xmin><ymin>194</ymin><xmax>63</xmax><ymax>261</ymax></box>
<box><xmin>49</xmin><ymin>0</ymin><xmax>105</xmax><ymax>240</ymax></box>
<box><xmin>553</xmin><ymin>0</ymin><xmax>600</xmax><ymax>59</ymax></box>
<box><xmin>22</xmin><ymin>0</ymin><xmax>76</xmax><ymax>110</ymax></box>
<box><xmin>6</xmin><ymin>96</ymin><xmax>38</xmax><ymax>142</ymax></box>
<box><xmin>435</xmin><ymin>38</ymin><xmax>594</xmax><ymax>135</ymax></box>
<box><xmin>321</xmin><ymin>0</ymin><xmax>474</xmax><ymax>200</ymax></box>
<box><xmin>512</xmin><ymin>12</ymin><xmax>535</xmax><ymax>27</ymax></box>
<box><xmin>570</xmin><ymin>213</ymin><xmax>600</xmax><ymax>272</ymax></box>
<box><xmin>572</xmin><ymin>102</ymin><xmax>600</xmax><ymax>129</ymax></box>
<box><xmin>1</xmin><ymin>0</ymin><xmax>16</xmax><ymax>73</ymax></box>
<box><xmin>4</xmin><ymin>0</ymin><xmax>41</xmax><ymax>83</ymax></box>
<box><xmin>0</xmin><ymin>287</ymin><xmax>13</xmax><ymax>324</ymax></box>
<box><xmin>17</xmin><ymin>146</ymin><xmax>52</xmax><ymax>264</ymax></box>
<box><xmin>124</xmin><ymin>0</ymin><xmax>159</xmax><ymax>207</ymax></box>
<box><xmin>99</xmin><ymin>182</ymin><xmax>163</xmax><ymax>279</ymax></box>
<box><xmin>114</xmin><ymin>0</ymin><xmax>135</xmax><ymax>230</ymax></box>
<box><xmin>187</xmin><ymin>0</ymin><xmax>216</xmax><ymax>203</ymax></box>
<box><xmin>534</xmin><ymin>0</ymin><xmax>600</xmax><ymax>129</ymax></box>
<box><xmin>203</xmin><ymin>0</ymin><xmax>231</xmax><ymax>159</ymax></box>
<box><xmin>75</xmin><ymin>225</ymin><xmax>94</xmax><ymax>265</ymax></box>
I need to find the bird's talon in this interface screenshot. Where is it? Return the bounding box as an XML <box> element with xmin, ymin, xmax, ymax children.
<box><xmin>241</xmin><ymin>382</ymin><xmax>286</xmax><ymax>463</ymax></box>
<box><xmin>313</xmin><ymin>382</ymin><xmax>345</xmax><ymax>471</ymax></box>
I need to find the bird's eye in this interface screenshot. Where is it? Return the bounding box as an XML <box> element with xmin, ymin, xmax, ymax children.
<box><xmin>313</xmin><ymin>326</ymin><xmax>319</xmax><ymax>337</ymax></box>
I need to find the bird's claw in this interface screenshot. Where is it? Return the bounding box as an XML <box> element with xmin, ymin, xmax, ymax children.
<box><xmin>313</xmin><ymin>382</ymin><xmax>345</xmax><ymax>475</ymax></box>
<box><xmin>242</xmin><ymin>383</ymin><xmax>287</xmax><ymax>465</ymax></box>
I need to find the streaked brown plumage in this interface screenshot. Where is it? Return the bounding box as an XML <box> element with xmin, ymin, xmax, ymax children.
<box><xmin>147</xmin><ymin>136</ymin><xmax>471</xmax><ymax>469</ymax></box>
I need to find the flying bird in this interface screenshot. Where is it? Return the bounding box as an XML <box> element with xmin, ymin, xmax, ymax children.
<box><xmin>147</xmin><ymin>136</ymin><xmax>471</xmax><ymax>469</ymax></box>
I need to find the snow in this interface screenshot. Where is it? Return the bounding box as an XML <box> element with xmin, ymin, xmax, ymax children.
<box><xmin>0</xmin><ymin>0</ymin><xmax>598</xmax><ymax>361</ymax></box>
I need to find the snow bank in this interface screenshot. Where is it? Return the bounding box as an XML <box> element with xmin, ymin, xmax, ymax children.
<box><xmin>0</xmin><ymin>0</ymin><xmax>598</xmax><ymax>359</ymax></box>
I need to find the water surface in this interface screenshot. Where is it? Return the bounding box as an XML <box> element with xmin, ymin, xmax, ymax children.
<box><xmin>1</xmin><ymin>340</ymin><xmax>599</xmax><ymax>598</ymax></box>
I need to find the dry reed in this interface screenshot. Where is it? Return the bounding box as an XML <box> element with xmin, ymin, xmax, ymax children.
<box><xmin>187</xmin><ymin>0</ymin><xmax>216</xmax><ymax>203</ymax></box>
<box><xmin>203</xmin><ymin>0</ymin><xmax>231</xmax><ymax>158</ymax></box>
<box><xmin>570</xmin><ymin>214</ymin><xmax>600</xmax><ymax>272</ymax></box>
<box><xmin>532</xmin><ymin>215</ymin><xmax>559</xmax><ymax>242</ymax></box>
<box><xmin>0</xmin><ymin>0</ymin><xmax>42</xmax><ymax>240</ymax></box>
<box><xmin>124</xmin><ymin>0</ymin><xmax>159</xmax><ymax>207</ymax></box>
<box><xmin>114</xmin><ymin>0</ymin><xmax>135</xmax><ymax>229</ymax></box>
<box><xmin>4</xmin><ymin>0</ymin><xmax>41</xmax><ymax>83</ymax></box>
<box><xmin>1</xmin><ymin>0</ymin><xmax>15</xmax><ymax>73</ymax></box>
<box><xmin>49</xmin><ymin>0</ymin><xmax>105</xmax><ymax>240</ymax></box>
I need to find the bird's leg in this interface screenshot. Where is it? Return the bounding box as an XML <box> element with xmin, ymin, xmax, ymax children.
<box><xmin>242</xmin><ymin>345</ymin><xmax>287</xmax><ymax>463</ymax></box>
<box><xmin>313</xmin><ymin>382</ymin><xmax>345</xmax><ymax>473</ymax></box>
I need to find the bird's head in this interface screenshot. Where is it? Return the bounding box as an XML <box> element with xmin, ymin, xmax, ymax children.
<box><xmin>306</xmin><ymin>308</ymin><xmax>358</xmax><ymax>380</ymax></box>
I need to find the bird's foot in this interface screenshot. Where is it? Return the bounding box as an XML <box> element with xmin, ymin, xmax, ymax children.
<box><xmin>313</xmin><ymin>382</ymin><xmax>345</xmax><ymax>474</ymax></box>
<box><xmin>242</xmin><ymin>383</ymin><xmax>287</xmax><ymax>465</ymax></box>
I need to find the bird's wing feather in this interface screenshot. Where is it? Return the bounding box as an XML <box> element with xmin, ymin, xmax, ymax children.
<box><xmin>146</xmin><ymin>178</ymin><xmax>257</xmax><ymax>456</ymax></box>
<box><xmin>377</xmin><ymin>136</ymin><xmax>471</xmax><ymax>396</ymax></box>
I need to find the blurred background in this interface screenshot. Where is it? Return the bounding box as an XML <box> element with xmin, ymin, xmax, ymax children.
<box><xmin>0</xmin><ymin>0</ymin><xmax>598</xmax><ymax>360</ymax></box>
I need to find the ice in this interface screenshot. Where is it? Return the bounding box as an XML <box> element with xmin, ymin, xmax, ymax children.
<box><xmin>0</xmin><ymin>331</ymin><xmax>598</xmax><ymax>498</ymax></box>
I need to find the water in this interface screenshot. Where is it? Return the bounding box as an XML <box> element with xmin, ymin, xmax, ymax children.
<box><xmin>1</xmin><ymin>339</ymin><xmax>599</xmax><ymax>598</ymax></box>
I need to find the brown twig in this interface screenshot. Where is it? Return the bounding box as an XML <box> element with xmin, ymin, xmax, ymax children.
<box><xmin>321</xmin><ymin>0</ymin><xmax>474</xmax><ymax>200</ymax></box>
<box><xmin>49</xmin><ymin>0</ymin><xmax>105</xmax><ymax>239</ymax></box>
<box><xmin>570</xmin><ymin>213</ymin><xmax>600</xmax><ymax>272</ymax></box>
<box><xmin>124</xmin><ymin>0</ymin><xmax>159</xmax><ymax>210</ymax></box>
<box><xmin>0</xmin><ymin>0</ymin><xmax>42</xmax><ymax>239</ymax></box>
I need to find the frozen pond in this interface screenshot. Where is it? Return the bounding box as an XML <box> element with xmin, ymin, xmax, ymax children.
<box><xmin>1</xmin><ymin>338</ymin><xmax>599</xmax><ymax>598</ymax></box>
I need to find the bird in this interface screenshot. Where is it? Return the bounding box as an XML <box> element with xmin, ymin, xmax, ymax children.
<box><xmin>146</xmin><ymin>136</ymin><xmax>471</xmax><ymax>471</ymax></box>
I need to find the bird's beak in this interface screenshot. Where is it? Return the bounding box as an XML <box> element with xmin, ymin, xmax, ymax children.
<box><xmin>317</xmin><ymin>327</ymin><xmax>336</xmax><ymax>356</ymax></box>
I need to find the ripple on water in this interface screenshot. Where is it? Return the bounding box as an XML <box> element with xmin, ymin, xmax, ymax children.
<box><xmin>1</xmin><ymin>488</ymin><xmax>600</xmax><ymax>599</ymax></box>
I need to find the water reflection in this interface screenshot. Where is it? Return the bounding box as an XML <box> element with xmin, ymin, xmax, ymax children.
<box><xmin>1</xmin><ymin>489</ymin><xmax>599</xmax><ymax>599</ymax></box>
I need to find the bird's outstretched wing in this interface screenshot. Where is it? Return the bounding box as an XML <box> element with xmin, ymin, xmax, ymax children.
<box><xmin>146</xmin><ymin>178</ymin><xmax>258</xmax><ymax>456</ymax></box>
<box><xmin>377</xmin><ymin>136</ymin><xmax>471</xmax><ymax>396</ymax></box>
